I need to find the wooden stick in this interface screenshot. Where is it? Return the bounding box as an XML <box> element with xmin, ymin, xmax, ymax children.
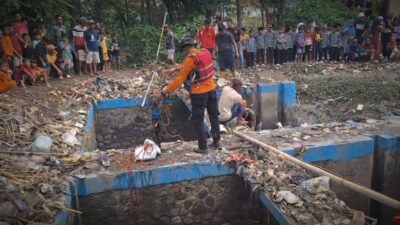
<box><xmin>141</xmin><ymin>11</ymin><xmax>168</xmax><ymax>107</ymax></box>
<box><xmin>141</xmin><ymin>71</ymin><xmax>158</xmax><ymax>107</ymax></box>
<box><xmin>233</xmin><ymin>130</ymin><xmax>400</xmax><ymax>210</ymax></box>
<box><xmin>155</xmin><ymin>12</ymin><xmax>168</xmax><ymax>63</ymax></box>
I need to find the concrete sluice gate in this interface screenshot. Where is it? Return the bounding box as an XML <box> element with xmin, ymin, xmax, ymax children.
<box><xmin>55</xmin><ymin>81</ymin><xmax>400</xmax><ymax>225</ymax></box>
<box><xmin>77</xmin><ymin>175</ymin><xmax>269</xmax><ymax>225</ymax></box>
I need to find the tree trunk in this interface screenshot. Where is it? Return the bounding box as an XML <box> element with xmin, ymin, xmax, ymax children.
<box><xmin>145</xmin><ymin>0</ymin><xmax>153</xmax><ymax>25</ymax></box>
<box><xmin>141</xmin><ymin>0</ymin><xmax>145</xmax><ymax>24</ymax></box>
<box><xmin>260</xmin><ymin>0</ymin><xmax>265</xmax><ymax>27</ymax></box>
<box><xmin>124</xmin><ymin>0</ymin><xmax>129</xmax><ymax>24</ymax></box>
<box><xmin>236</xmin><ymin>0</ymin><xmax>242</xmax><ymax>28</ymax></box>
<box><xmin>277</xmin><ymin>0</ymin><xmax>285</xmax><ymax>23</ymax></box>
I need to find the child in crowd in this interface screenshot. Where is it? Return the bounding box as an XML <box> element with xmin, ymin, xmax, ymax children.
<box><xmin>110</xmin><ymin>34</ymin><xmax>121</xmax><ymax>71</ymax></box>
<box><xmin>320</xmin><ymin>26</ymin><xmax>330</xmax><ymax>61</ymax></box>
<box><xmin>286</xmin><ymin>27</ymin><xmax>294</xmax><ymax>62</ymax></box>
<box><xmin>22</xmin><ymin>33</ymin><xmax>34</xmax><ymax>60</ymax></box>
<box><xmin>59</xmin><ymin>35</ymin><xmax>74</xmax><ymax>77</ymax></box>
<box><xmin>304</xmin><ymin>27</ymin><xmax>314</xmax><ymax>61</ymax></box>
<box><xmin>386</xmin><ymin>37</ymin><xmax>397</xmax><ymax>60</ymax></box>
<box><xmin>264</xmin><ymin>24</ymin><xmax>275</xmax><ymax>67</ymax></box>
<box><xmin>314</xmin><ymin>27</ymin><xmax>322</xmax><ymax>61</ymax></box>
<box><xmin>100</xmin><ymin>31</ymin><xmax>110</xmax><ymax>72</ymax></box>
<box><xmin>46</xmin><ymin>44</ymin><xmax>66</xmax><ymax>79</ymax></box>
<box><xmin>296</xmin><ymin>26</ymin><xmax>306</xmax><ymax>62</ymax></box>
<box><xmin>291</xmin><ymin>28</ymin><xmax>298</xmax><ymax>61</ymax></box>
<box><xmin>329</xmin><ymin>25</ymin><xmax>341</xmax><ymax>62</ymax></box>
<box><xmin>17</xmin><ymin>58</ymin><xmax>49</xmax><ymax>87</ymax></box>
<box><xmin>363</xmin><ymin>37</ymin><xmax>375</xmax><ymax>61</ymax></box>
<box><xmin>275</xmin><ymin>27</ymin><xmax>287</xmax><ymax>65</ymax></box>
<box><xmin>0</xmin><ymin>25</ymin><xmax>22</xmax><ymax>65</ymax></box>
<box><xmin>33</xmin><ymin>36</ymin><xmax>49</xmax><ymax>75</ymax></box>
<box><xmin>255</xmin><ymin>27</ymin><xmax>265</xmax><ymax>65</ymax></box>
<box><xmin>32</xmin><ymin>32</ymin><xmax>41</xmax><ymax>49</ymax></box>
<box><xmin>389</xmin><ymin>42</ymin><xmax>400</xmax><ymax>60</ymax></box>
<box><xmin>0</xmin><ymin>61</ymin><xmax>17</xmax><ymax>94</ymax></box>
<box><xmin>245</xmin><ymin>29</ymin><xmax>256</xmax><ymax>67</ymax></box>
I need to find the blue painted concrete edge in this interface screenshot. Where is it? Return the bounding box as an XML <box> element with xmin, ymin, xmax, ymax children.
<box><xmin>75</xmin><ymin>161</ymin><xmax>235</xmax><ymax>196</ymax></box>
<box><xmin>257</xmin><ymin>83</ymin><xmax>280</xmax><ymax>94</ymax></box>
<box><xmin>281</xmin><ymin>137</ymin><xmax>375</xmax><ymax>162</ymax></box>
<box><xmin>279</xmin><ymin>81</ymin><xmax>296</xmax><ymax>107</ymax></box>
<box><xmin>376</xmin><ymin>135</ymin><xmax>400</xmax><ymax>152</ymax></box>
<box><xmin>95</xmin><ymin>96</ymin><xmax>180</xmax><ymax>110</ymax></box>
<box><xmin>55</xmin><ymin>161</ymin><xmax>296</xmax><ymax>225</ymax></box>
<box><xmin>55</xmin><ymin>133</ymin><xmax>400</xmax><ymax>225</ymax></box>
<box><xmin>85</xmin><ymin>103</ymin><xmax>94</xmax><ymax>132</ymax></box>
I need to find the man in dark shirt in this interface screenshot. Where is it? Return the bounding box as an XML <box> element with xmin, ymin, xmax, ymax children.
<box><xmin>215</xmin><ymin>25</ymin><xmax>238</xmax><ymax>79</ymax></box>
<box><xmin>84</xmin><ymin>19</ymin><xmax>100</xmax><ymax>76</ymax></box>
<box><xmin>34</xmin><ymin>36</ymin><xmax>48</xmax><ymax>71</ymax></box>
<box><xmin>355</xmin><ymin>12</ymin><xmax>369</xmax><ymax>44</ymax></box>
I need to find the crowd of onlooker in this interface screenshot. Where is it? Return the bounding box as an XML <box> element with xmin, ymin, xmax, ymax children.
<box><xmin>0</xmin><ymin>13</ymin><xmax>123</xmax><ymax>93</ymax></box>
<box><xmin>196</xmin><ymin>13</ymin><xmax>400</xmax><ymax>78</ymax></box>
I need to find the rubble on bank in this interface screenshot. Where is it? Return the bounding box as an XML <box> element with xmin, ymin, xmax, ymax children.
<box><xmin>0</xmin><ymin>62</ymin><xmax>396</xmax><ymax>224</ymax></box>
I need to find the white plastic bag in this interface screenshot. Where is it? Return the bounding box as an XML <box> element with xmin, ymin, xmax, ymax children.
<box><xmin>134</xmin><ymin>139</ymin><xmax>161</xmax><ymax>161</ymax></box>
<box><xmin>62</xmin><ymin>128</ymin><xmax>80</xmax><ymax>146</ymax></box>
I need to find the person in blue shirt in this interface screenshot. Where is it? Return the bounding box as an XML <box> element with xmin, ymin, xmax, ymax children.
<box><xmin>342</xmin><ymin>19</ymin><xmax>356</xmax><ymax>59</ymax></box>
<box><xmin>52</xmin><ymin>15</ymin><xmax>66</xmax><ymax>48</ymax></box>
<box><xmin>84</xmin><ymin>19</ymin><xmax>100</xmax><ymax>76</ymax></box>
<box><xmin>348</xmin><ymin>38</ymin><xmax>367</xmax><ymax>61</ymax></box>
<box><xmin>255</xmin><ymin>27</ymin><xmax>265</xmax><ymax>65</ymax></box>
<box><xmin>245</xmin><ymin>29</ymin><xmax>256</xmax><ymax>67</ymax></box>
<box><xmin>296</xmin><ymin>26</ymin><xmax>306</xmax><ymax>62</ymax></box>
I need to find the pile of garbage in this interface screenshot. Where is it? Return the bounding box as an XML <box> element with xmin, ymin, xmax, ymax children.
<box><xmin>255</xmin><ymin>120</ymin><xmax>384</xmax><ymax>147</ymax></box>
<box><xmin>216</xmin><ymin>134</ymin><xmax>377</xmax><ymax>225</ymax></box>
<box><xmin>0</xmin><ymin>69</ymin><xmax>163</xmax><ymax>224</ymax></box>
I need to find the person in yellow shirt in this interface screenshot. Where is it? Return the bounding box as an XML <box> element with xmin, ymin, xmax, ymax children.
<box><xmin>155</xmin><ymin>37</ymin><xmax>220</xmax><ymax>153</ymax></box>
<box><xmin>46</xmin><ymin>44</ymin><xmax>64</xmax><ymax>79</ymax></box>
<box><xmin>100</xmin><ymin>32</ymin><xmax>110</xmax><ymax>72</ymax></box>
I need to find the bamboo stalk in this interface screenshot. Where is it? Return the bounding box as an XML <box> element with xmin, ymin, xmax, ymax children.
<box><xmin>141</xmin><ymin>11</ymin><xmax>168</xmax><ymax>107</ymax></box>
<box><xmin>233</xmin><ymin>130</ymin><xmax>400</xmax><ymax>210</ymax></box>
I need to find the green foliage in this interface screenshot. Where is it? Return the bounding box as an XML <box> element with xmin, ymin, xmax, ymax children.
<box><xmin>121</xmin><ymin>16</ymin><xmax>204</xmax><ymax>66</ymax></box>
<box><xmin>282</xmin><ymin>0</ymin><xmax>355</xmax><ymax>26</ymax></box>
<box><xmin>0</xmin><ymin>0</ymin><xmax>75</xmax><ymax>26</ymax></box>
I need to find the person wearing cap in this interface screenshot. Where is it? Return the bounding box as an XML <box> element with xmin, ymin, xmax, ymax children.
<box><xmin>218</xmin><ymin>79</ymin><xmax>255</xmax><ymax>129</ymax></box>
<box><xmin>84</xmin><ymin>19</ymin><xmax>100</xmax><ymax>76</ymax></box>
<box><xmin>155</xmin><ymin>37</ymin><xmax>220</xmax><ymax>153</ymax></box>
<box><xmin>197</xmin><ymin>18</ymin><xmax>216</xmax><ymax>54</ymax></box>
<box><xmin>72</xmin><ymin>17</ymin><xmax>87</xmax><ymax>75</ymax></box>
<box><xmin>46</xmin><ymin>44</ymin><xmax>66</xmax><ymax>79</ymax></box>
<box><xmin>164</xmin><ymin>25</ymin><xmax>175</xmax><ymax>64</ymax></box>
<box><xmin>216</xmin><ymin>25</ymin><xmax>239</xmax><ymax>79</ymax></box>
<box><xmin>355</xmin><ymin>12</ymin><xmax>369</xmax><ymax>44</ymax></box>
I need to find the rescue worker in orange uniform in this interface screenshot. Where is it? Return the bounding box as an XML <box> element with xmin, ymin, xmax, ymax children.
<box><xmin>155</xmin><ymin>37</ymin><xmax>221</xmax><ymax>153</ymax></box>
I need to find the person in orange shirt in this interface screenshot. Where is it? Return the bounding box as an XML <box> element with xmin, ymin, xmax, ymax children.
<box><xmin>0</xmin><ymin>61</ymin><xmax>17</xmax><ymax>94</ymax></box>
<box><xmin>155</xmin><ymin>37</ymin><xmax>220</xmax><ymax>153</ymax></box>
<box><xmin>197</xmin><ymin>18</ymin><xmax>216</xmax><ymax>54</ymax></box>
<box><xmin>0</xmin><ymin>25</ymin><xmax>22</xmax><ymax>62</ymax></box>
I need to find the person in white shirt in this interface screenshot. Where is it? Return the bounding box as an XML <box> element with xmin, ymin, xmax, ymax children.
<box><xmin>218</xmin><ymin>79</ymin><xmax>255</xmax><ymax>128</ymax></box>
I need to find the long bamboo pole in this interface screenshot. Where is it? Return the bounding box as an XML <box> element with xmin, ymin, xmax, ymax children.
<box><xmin>141</xmin><ymin>12</ymin><xmax>168</xmax><ymax>107</ymax></box>
<box><xmin>233</xmin><ymin>130</ymin><xmax>400</xmax><ymax>210</ymax></box>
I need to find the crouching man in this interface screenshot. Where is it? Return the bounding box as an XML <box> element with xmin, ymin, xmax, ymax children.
<box><xmin>218</xmin><ymin>79</ymin><xmax>256</xmax><ymax>130</ymax></box>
